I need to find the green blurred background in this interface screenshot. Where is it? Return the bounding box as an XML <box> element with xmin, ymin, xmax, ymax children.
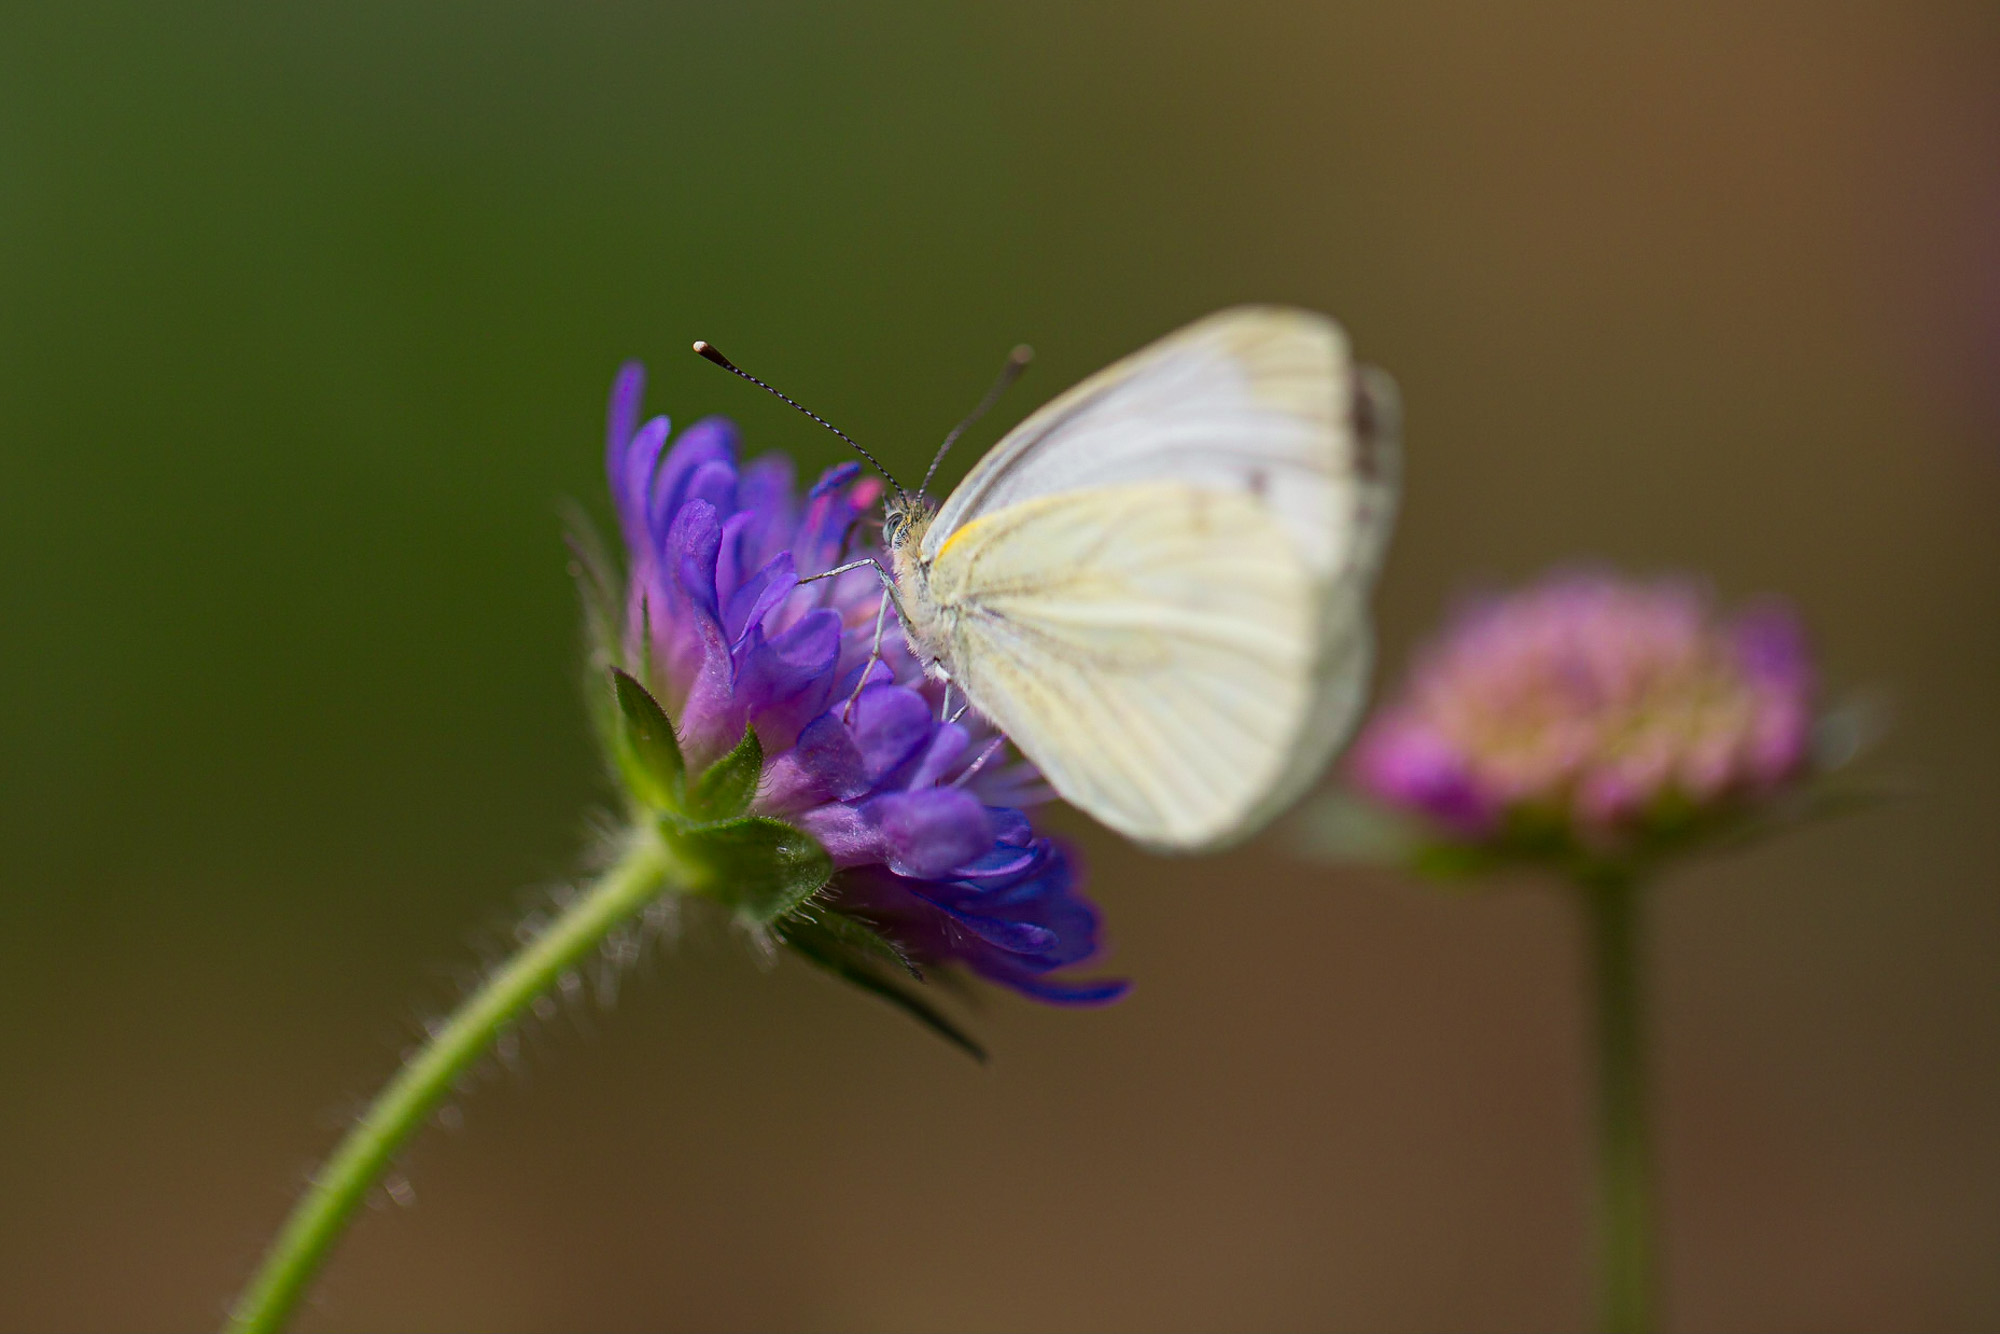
<box><xmin>3</xmin><ymin>4</ymin><xmax>1996</xmax><ymax>1330</ymax></box>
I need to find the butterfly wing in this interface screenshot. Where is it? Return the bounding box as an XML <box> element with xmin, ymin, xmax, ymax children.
<box><xmin>924</xmin><ymin>305</ymin><xmax>1397</xmax><ymax>586</ymax></box>
<box><xmin>919</xmin><ymin>306</ymin><xmax>1401</xmax><ymax>848</ymax></box>
<box><xmin>925</xmin><ymin>481</ymin><xmax>1316</xmax><ymax>849</ymax></box>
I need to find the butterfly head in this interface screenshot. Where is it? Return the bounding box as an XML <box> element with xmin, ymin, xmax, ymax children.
<box><xmin>881</xmin><ymin>490</ymin><xmax>937</xmax><ymax>557</ymax></box>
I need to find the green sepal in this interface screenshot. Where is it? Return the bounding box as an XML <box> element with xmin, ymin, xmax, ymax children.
<box><xmin>776</xmin><ymin>910</ymin><xmax>987</xmax><ymax>1063</ymax></box>
<box><xmin>560</xmin><ymin>500</ymin><xmax>622</xmax><ymax>667</ymax></box>
<box><xmin>791</xmin><ymin>905</ymin><xmax>922</xmax><ymax>979</ymax></box>
<box><xmin>687</xmin><ymin>725</ymin><xmax>762</xmax><ymax>822</ymax></box>
<box><xmin>1407</xmin><ymin>840</ymin><xmax>1505</xmax><ymax>881</ymax></box>
<box><xmin>671</xmin><ymin>815</ymin><xmax>832</xmax><ymax>924</ymax></box>
<box><xmin>561</xmin><ymin>501</ymin><xmax>625</xmax><ymax>754</ymax></box>
<box><xmin>1294</xmin><ymin>762</ymin><xmax>1900</xmax><ymax>890</ymax></box>
<box><xmin>610</xmin><ymin>667</ymin><xmax>685</xmax><ymax>812</ymax></box>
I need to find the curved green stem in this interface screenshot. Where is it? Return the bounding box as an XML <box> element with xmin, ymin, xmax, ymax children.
<box><xmin>226</xmin><ymin>831</ymin><xmax>677</xmax><ymax>1334</ymax></box>
<box><xmin>1583</xmin><ymin>869</ymin><xmax>1655</xmax><ymax>1334</ymax></box>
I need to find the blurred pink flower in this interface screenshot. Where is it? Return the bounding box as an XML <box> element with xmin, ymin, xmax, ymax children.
<box><xmin>1350</xmin><ymin>571</ymin><xmax>1815</xmax><ymax>847</ymax></box>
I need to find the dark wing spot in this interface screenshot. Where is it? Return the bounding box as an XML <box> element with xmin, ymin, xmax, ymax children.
<box><xmin>1350</xmin><ymin>364</ymin><xmax>1397</xmax><ymax>482</ymax></box>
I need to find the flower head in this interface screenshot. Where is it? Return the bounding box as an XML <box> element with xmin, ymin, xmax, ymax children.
<box><xmin>592</xmin><ymin>361</ymin><xmax>1126</xmax><ymax>1012</ymax></box>
<box><xmin>1349</xmin><ymin>570</ymin><xmax>1816</xmax><ymax>855</ymax></box>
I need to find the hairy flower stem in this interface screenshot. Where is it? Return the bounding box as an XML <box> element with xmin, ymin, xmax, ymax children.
<box><xmin>225</xmin><ymin>831</ymin><xmax>678</xmax><ymax>1334</ymax></box>
<box><xmin>1582</xmin><ymin>869</ymin><xmax>1655</xmax><ymax>1334</ymax></box>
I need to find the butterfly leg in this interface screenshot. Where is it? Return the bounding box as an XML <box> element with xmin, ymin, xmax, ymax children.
<box><xmin>801</xmin><ymin>558</ymin><xmax>913</xmax><ymax>724</ymax></box>
<box><xmin>797</xmin><ymin>557</ymin><xmax>878</xmax><ymax>586</ymax></box>
<box><xmin>952</xmin><ymin>734</ymin><xmax>1006</xmax><ymax>787</ymax></box>
<box><xmin>841</xmin><ymin>587</ymin><xmax>893</xmax><ymax>723</ymax></box>
<box><xmin>933</xmin><ymin>670</ymin><xmax>971</xmax><ymax>725</ymax></box>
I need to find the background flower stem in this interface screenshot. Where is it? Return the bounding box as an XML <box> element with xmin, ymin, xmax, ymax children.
<box><xmin>225</xmin><ymin>830</ymin><xmax>676</xmax><ymax>1334</ymax></box>
<box><xmin>1583</xmin><ymin>867</ymin><xmax>1655</xmax><ymax>1334</ymax></box>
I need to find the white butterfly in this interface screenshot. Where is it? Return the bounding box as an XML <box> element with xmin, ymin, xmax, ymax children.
<box><xmin>878</xmin><ymin>306</ymin><xmax>1400</xmax><ymax>851</ymax></box>
<box><xmin>701</xmin><ymin>305</ymin><xmax>1399</xmax><ymax>851</ymax></box>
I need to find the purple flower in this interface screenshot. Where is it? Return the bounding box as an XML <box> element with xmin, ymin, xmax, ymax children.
<box><xmin>1349</xmin><ymin>570</ymin><xmax>1817</xmax><ymax>850</ymax></box>
<box><xmin>601</xmin><ymin>361</ymin><xmax>1126</xmax><ymax>1007</ymax></box>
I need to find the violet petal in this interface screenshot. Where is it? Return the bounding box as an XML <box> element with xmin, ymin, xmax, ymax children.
<box><xmin>866</xmin><ymin>788</ymin><xmax>992</xmax><ymax>880</ymax></box>
<box><xmin>849</xmin><ymin>685</ymin><xmax>934</xmax><ymax>783</ymax></box>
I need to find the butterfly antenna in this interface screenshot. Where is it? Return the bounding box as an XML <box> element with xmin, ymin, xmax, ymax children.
<box><xmin>692</xmin><ymin>340</ymin><xmax>905</xmax><ymax>495</ymax></box>
<box><xmin>918</xmin><ymin>344</ymin><xmax>1033</xmax><ymax>499</ymax></box>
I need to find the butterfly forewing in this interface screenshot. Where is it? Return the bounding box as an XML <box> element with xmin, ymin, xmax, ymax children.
<box><xmin>926</xmin><ymin>306</ymin><xmax>1361</xmax><ymax>580</ymax></box>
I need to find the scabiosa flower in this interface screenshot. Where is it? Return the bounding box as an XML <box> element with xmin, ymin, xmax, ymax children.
<box><xmin>230</xmin><ymin>356</ymin><xmax>1129</xmax><ymax>1334</ymax></box>
<box><xmin>1303</xmin><ymin>569</ymin><xmax>1868</xmax><ymax>1334</ymax></box>
<box><xmin>590</xmin><ymin>360</ymin><xmax>1126</xmax><ymax>1017</ymax></box>
<box><xmin>1347</xmin><ymin>570</ymin><xmax>1818</xmax><ymax>861</ymax></box>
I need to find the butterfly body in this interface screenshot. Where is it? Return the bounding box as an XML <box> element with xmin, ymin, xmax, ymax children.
<box><xmin>880</xmin><ymin>306</ymin><xmax>1400</xmax><ymax>852</ymax></box>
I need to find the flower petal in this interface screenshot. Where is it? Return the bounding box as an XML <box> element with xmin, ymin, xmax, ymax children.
<box><xmin>724</xmin><ymin>550</ymin><xmax>799</xmax><ymax>648</ymax></box>
<box><xmin>606</xmin><ymin>360</ymin><xmax>646</xmax><ymax>463</ymax></box>
<box><xmin>648</xmin><ymin>417</ymin><xmax>738</xmax><ymax>542</ymax></box>
<box><xmin>736</xmin><ymin>454</ymin><xmax>796</xmax><ymax>541</ymax></box>
<box><xmin>848</xmin><ymin>685</ymin><xmax>934</xmax><ymax>784</ymax></box>
<box><xmin>612</xmin><ymin>416</ymin><xmax>670</xmax><ymax>557</ymax></box>
<box><xmin>669</xmin><ymin>500</ymin><xmax>725</xmax><ymax>635</ymax></box>
<box><xmin>903</xmin><ymin>723</ymin><xmax>970</xmax><ymax>790</ymax></box>
<box><xmin>809</xmin><ymin>460</ymin><xmax>863</xmax><ymax>500</ymax></box>
<box><xmin>766</xmin><ymin>711</ymin><xmax>867</xmax><ymax>809</ymax></box>
<box><xmin>681</xmin><ymin>459</ymin><xmax>738</xmax><ymax>529</ymax></box>
<box><xmin>999</xmin><ymin>974</ymin><xmax>1133</xmax><ymax>1006</ymax></box>
<box><xmin>792</xmin><ymin>802</ymin><xmax>881</xmax><ymax>866</ymax></box>
<box><xmin>865</xmin><ymin>788</ymin><xmax>992</xmax><ymax>880</ymax></box>
<box><xmin>929</xmin><ymin>903</ymin><xmax>1058</xmax><ymax>953</ymax></box>
<box><xmin>1349</xmin><ymin>719</ymin><xmax>1494</xmax><ymax>834</ymax></box>
<box><xmin>736</xmin><ymin>609</ymin><xmax>841</xmax><ymax>715</ymax></box>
